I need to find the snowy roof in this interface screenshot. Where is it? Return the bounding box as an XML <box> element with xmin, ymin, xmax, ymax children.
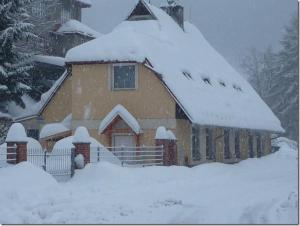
<box><xmin>75</xmin><ymin>0</ymin><xmax>92</xmax><ymax>7</ymax></box>
<box><xmin>56</xmin><ymin>19</ymin><xmax>101</xmax><ymax>38</ymax></box>
<box><xmin>40</xmin><ymin>123</ymin><xmax>70</xmax><ymax>139</ymax></box>
<box><xmin>33</xmin><ymin>55</ymin><xmax>65</xmax><ymax>67</ymax></box>
<box><xmin>66</xmin><ymin>1</ymin><xmax>283</xmax><ymax>132</ymax></box>
<box><xmin>99</xmin><ymin>104</ymin><xmax>141</xmax><ymax>134</ymax></box>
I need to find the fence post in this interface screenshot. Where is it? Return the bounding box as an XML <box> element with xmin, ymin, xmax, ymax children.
<box><xmin>71</xmin><ymin>148</ymin><xmax>75</xmax><ymax>177</ymax></box>
<box><xmin>6</xmin><ymin>141</ymin><xmax>28</xmax><ymax>164</ymax></box>
<box><xmin>42</xmin><ymin>150</ymin><xmax>47</xmax><ymax>171</ymax></box>
<box><xmin>72</xmin><ymin>142</ymin><xmax>90</xmax><ymax>168</ymax></box>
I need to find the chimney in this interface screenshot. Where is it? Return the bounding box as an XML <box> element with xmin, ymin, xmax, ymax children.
<box><xmin>161</xmin><ymin>0</ymin><xmax>184</xmax><ymax>29</ymax></box>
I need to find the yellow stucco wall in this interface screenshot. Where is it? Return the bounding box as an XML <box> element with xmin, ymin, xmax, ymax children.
<box><xmin>71</xmin><ymin>64</ymin><xmax>176</xmax><ymax>120</ymax></box>
<box><xmin>176</xmin><ymin>119</ymin><xmax>191</xmax><ymax>164</ymax></box>
<box><xmin>42</xmin><ymin>75</ymin><xmax>72</xmax><ymax>123</ymax></box>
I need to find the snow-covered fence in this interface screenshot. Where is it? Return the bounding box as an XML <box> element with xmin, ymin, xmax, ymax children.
<box><xmin>27</xmin><ymin>148</ymin><xmax>76</xmax><ymax>181</ymax></box>
<box><xmin>90</xmin><ymin>146</ymin><xmax>164</xmax><ymax>167</ymax></box>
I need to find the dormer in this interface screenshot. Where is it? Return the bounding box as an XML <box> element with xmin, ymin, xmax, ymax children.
<box><xmin>127</xmin><ymin>0</ymin><xmax>157</xmax><ymax>21</ymax></box>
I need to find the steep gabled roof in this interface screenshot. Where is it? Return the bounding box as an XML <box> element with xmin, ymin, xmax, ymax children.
<box><xmin>55</xmin><ymin>19</ymin><xmax>101</xmax><ymax>38</ymax></box>
<box><xmin>99</xmin><ymin>104</ymin><xmax>141</xmax><ymax>134</ymax></box>
<box><xmin>126</xmin><ymin>0</ymin><xmax>157</xmax><ymax>21</ymax></box>
<box><xmin>65</xmin><ymin>1</ymin><xmax>284</xmax><ymax>133</ymax></box>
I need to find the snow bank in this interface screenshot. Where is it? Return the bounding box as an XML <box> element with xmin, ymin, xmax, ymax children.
<box><xmin>57</xmin><ymin>19</ymin><xmax>101</xmax><ymax>38</ymax></box>
<box><xmin>40</xmin><ymin>123</ymin><xmax>70</xmax><ymax>139</ymax></box>
<box><xmin>99</xmin><ymin>104</ymin><xmax>141</xmax><ymax>134</ymax></box>
<box><xmin>0</xmin><ymin>138</ymin><xmax>297</xmax><ymax>224</ymax></box>
<box><xmin>33</xmin><ymin>55</ymin><xmax>65</xmax><ymax>67</ymax></box>
<box><xmin>53</xmin><ymin>136</ymin><xmax>121</xmax><ymax>165</ymax></box>
<box><xmin>73</xmin><ymin>126</ymin><xmax>90</xmax><ymax>143</ymax></box>
<box><xmin>66</xmin><ymin>1</ymin><xmax>283</xmax><ymax>133</ymax></box>
<box><xmin>0</xmin><ymin>162</ymin><xmax>57</xmax><ymax>190</ymax></box>
<box><xmin>5</xmin><ymin>123</ymin><xmax>27</xmax><ymax>142</ymax></box>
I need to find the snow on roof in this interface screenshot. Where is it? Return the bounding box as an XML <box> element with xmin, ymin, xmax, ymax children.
<box><xmin>5</xmin><ymin>123</ymin><xmax>27</xmax><ymax>142</ymax></box>
<box><xmin>73</xmin><ymin>126</ymin><xmax>90</xmax><ymax>143</ymax></box>
<box><xmin>56</xmin><ymin>19</ymin><xmax>101</xmax><ymax>38</ymax></box>
<box><xmin>66</xmin><ymin>1</ymin><xmax>283</xmax><ymax>132</ymax></box>
<box><xmin>0</xmin><ymin>112</ymin><xmax>12</xmax><ymax>119</ymax></box>
<box><xmin>40</xmin><ymin>123</ymin><xmax>70</xmax><ymax>139</ymax></box>
<box><xmin>33</xmin><ymin>55</ymin><xmax>65</xmax><ymax>67</ymax></box>
<box><xmin>99</xmin><ymin>104</ymin><xmax>141</xmax><ymax>134</ymax></box>
<box><xmin>75</xmin><ymin>0</ymin><xmax>92</xmax><ymax>7</ymax></box>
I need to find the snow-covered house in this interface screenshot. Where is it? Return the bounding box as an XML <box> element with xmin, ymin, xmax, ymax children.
<box><xmin>17</xmin><ymin>0</ymin><xmax>283</xmax><ymax>165</ymax></box>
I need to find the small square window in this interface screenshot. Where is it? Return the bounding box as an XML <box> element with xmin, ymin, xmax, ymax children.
<box><xmin>112</xmin><ymin>64</ymin><xmax>137</xmax><ymax>90</ymax></box>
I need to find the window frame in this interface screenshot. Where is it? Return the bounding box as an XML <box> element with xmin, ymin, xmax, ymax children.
<box><xmin>191</xmin><ymin>125</ymin><xmax>201</xmax><ymax>161</ymax></box>
<box><xmin>111</xmin><ymin>63</ymin><xmax>138</xmax><ymax>91</ymax></box>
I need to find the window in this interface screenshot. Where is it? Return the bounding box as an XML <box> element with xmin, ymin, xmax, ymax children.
<box><xmin>206</xmin><ymin>128</ymin><xmax>214</xmax><ymax>160</ymax></box>
<box><xmin>219</xmin><ymin>81</ymin><xmax>226</xmax><ymax>87</ymax></box>
<box><xmin>224</xmin><ymin>129</ymin><xmax>230</xmax><ymax>159</ymax></box>
<box><xmin>233</xmin><ymin>84</ymin><xmax>242</xmax><ymax>92</ymax></box>
<box><xmin>248</xmin><ymin>132</ymin><xmax>254</xmax><ymax>158</ymax></box>
<box><xmin>31</xmin><ymin>1</ymin><xmax>45</xmax><ymax>17</ymax></box>
<box><xmin>112</xmin><ymin>64</ymin><xmax>137</xmax><ymax>90</ymax></box>
<box><xmin>192</xmin><ymin>126</ymin><xmax>200</xmax><ymax>161</ymax></box>
<box><xmin>182</xmin><ymin>71</ymin><xmax>192</xmax><ymax>80</ymax></box>
<box><xmin>235</xmin><ymin>131</ymin><xmax>240</xmax><ymax>158</ymax></box>
<box><xmin>203</xmin><ymin>78</ymin><xmax>211</xmax><ymax>85</ymax></box>
<box><xmin>61</xmin><ymin>8</ymin><xmax>71</xmax><ymax>23</ymax></box>
<box><xmin>27</xmin><ymin>129</ymin><xmax>39</xmax><ymax>140</ymax></box>
<box><xmin>256</xmin><ymin>134</ymin><xmax>262</xmax><ymax>157</ymax></box>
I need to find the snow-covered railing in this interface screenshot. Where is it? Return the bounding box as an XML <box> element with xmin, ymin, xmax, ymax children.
<box><xmin>90</xmin><ymin>145</ymin><xmax>164</xmax><ymax>167</ymax></box>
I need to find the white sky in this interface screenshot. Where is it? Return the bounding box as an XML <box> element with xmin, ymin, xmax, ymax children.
<box><xmin>82</xmin><ymin>0</ymin><xmax>297</xmax><ymax>71</ymax></box>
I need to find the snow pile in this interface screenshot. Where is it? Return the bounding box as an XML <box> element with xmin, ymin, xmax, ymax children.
<box><xmin>40</xmin><ymin>123</ymin><xmax>70</xmax><ymax>139</ymax></box>
<box><xmin>0</xmin><ymin>138</ymin><xmax>297</xmax><ymax>224</ymax></box>
<box><xmin>5</xmin><ymin>123</ymin><xmax>27</xmax><ymax>142</ymax></box>
<box><xmin>33</xmin><ymin>55</ymin><xmax>65</xmax><ymax>67</ymax></box>
<box><xmin>75</xmin><ymin>154</ymin><xmax>85</xmax><ymax>169</ymax></box>
<box><xmin>155</xmin><ymin>126</ymin><xmax>176</xmax><ymax>140</ymax></box>
<box><xmin>0</xmin><ymin>111</ymin><xmax>11</xmax><ymax>119</ymax></box>
<box><xmin>57</xmin><ymin>19</ymin><xmax>101</xmax><ymax>38</ymax></box>
<box><xmin>272</xmin><ymin>137</ymin><xmax>298</xmax><ymax>150</ymax></box>
<box><xmin>66</xmin><ymin>1</ymin><xmax>283</xmax><ymax>133</ymax></box>
<box><xmin>99</xmin><ymin>104</ymin><xmax>141</xmax><ymax>134</ymax></box>
<box><xmin>73</xmin><ymin>126</ymin><xmax>90</xmax><ymax>143</ymax></box>
<box><xmin>53</xmin><ymin>136</ymin><xmax>121</xmax><ymax>165</ymax></box>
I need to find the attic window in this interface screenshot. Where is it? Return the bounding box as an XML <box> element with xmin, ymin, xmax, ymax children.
<box><xmin>233</xmin><ymin>84</ymin><xmax>242</xmax><ymax>92</ymax></box>
<box><xmin>127</xmin><ymin>1</ymin><xmax>157</xmax><ymax>21</ymax></box>
<box><xmin>203</xmin><ymin>77</ymin><xmax>211</xmax><ymax>85</ymax></box>
<box><xmin>219</xmin><ymin>81</ymin><xmax>226</xmax><ymax>87</ymax></box>
<box><xmin>182</xmin><ymin>71</ymin><xmax>192</xmax><ymax>80</ymax></box>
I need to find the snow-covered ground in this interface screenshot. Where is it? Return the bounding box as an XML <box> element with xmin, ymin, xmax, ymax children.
<box><xmin>0</xmin><ymin>138</ymin><xmax>298</xmax><ymax>224</ymax></box>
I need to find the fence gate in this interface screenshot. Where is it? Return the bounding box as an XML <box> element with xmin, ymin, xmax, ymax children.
<box><xmin>90</xmin><ymin>145</ymin><xmax>164</xmax><ymax>167</ymax></box>
<box><xmin>27</xmin><ymin>148</ymin><xmax>75</xmax><ymax>181</ymax></box>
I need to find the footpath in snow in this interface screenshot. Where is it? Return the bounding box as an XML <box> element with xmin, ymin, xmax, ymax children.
<box><xmin>0</xmin><ymin>138</ymin><xmax>298</xmax><ymax>224</ymax></box>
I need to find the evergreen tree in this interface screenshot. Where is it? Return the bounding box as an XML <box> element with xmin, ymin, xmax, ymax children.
<box><xmin>271</xmin><ymin>14</ymin><xmax>299</xmax><ymax>140</ymax></box>
<box><xmin>0</xmin><ymin>0</ymin><xmax>36</xmax><ymax>110</ymax></box>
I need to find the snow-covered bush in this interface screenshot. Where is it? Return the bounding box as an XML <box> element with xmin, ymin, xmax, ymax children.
<box><xmin>75</xmin><ymin>154</ymin><xmax>85</xmax><ymax>169</ymax></box>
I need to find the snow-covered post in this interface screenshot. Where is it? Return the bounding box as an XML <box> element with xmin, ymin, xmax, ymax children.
<box><xmin>5</xmin><ymin>123</ymin><xmax>28</xmax><ymax>164</ymax></box>
<box><xmin>72</xmin><ymin>127</ymin><xmax>91</xmax><ymax>168</ymax></box>
<box><xmin>155</xmin><ymin>127</ymin><xmax>177</xmax><ymax>166</ymax></box>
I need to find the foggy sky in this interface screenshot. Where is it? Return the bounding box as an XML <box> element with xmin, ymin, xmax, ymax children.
<box><xmin>82</xmin><ymin>0</ymin><xmax>297</xmax><ymax>71</ymax></box>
